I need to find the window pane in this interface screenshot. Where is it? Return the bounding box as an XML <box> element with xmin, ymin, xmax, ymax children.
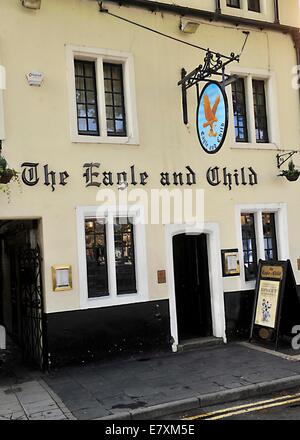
<box><xmin>76</xmin><ymin>90</ymin><xmax>86</xmax><ymax>104</ymax></box>
<box><xmin>248</xmin><ymin>0</ymin><xmax>260</xmax><ymax>12</ymax></box>
<box><xmin>112</xmin><ymin>65</ymin><xmax>122</xmax><ymax>80</ymax></box>
<box><xmin>226</xmin><ymin>0</ymin><xmax>240</xmax><ymax>7</ymax></box>
<box><xmin>105</xmin><ymin>92</ymin><xmax>113</xmax><ymax>106</ymax></box>
<box><xmin>74</xmin><ymin>60</ymin><xmax>100</xmax><ymax>136</ymax></box>
<box><xmin>262</xmin><ymin>213</ymin><xmax>278</xmax><ymax>261</ymax></box>
<box><xmin>106</xmin><ymin>106</ymin><xmax>114</xmax><ymax>119</ymax></box>
<box><xmin>103</xmin><ymin>63</ymin><xmax>127</xmax><ymax>137</ymax></box>
<box><xmin>75</xmin><ymin>77</ymin><xmax>85</xmax><ymax>90</ymax></box>
<box><xmin>86</xmin><ymin>91</ymin><xmax>96</xmax><ymax>104</ymax></box>
<box><xmin>78</xmin><ymin>118</ymin><xmax>87</xmax><ymax>132</ymax></box>
<box><xmin>114</xmin><ymin>218</ymin><xmax>137</xmax><ymax>295</ymax></box>
<box><xmin>104</xmin><ymin>79</ymin><xmax>112</xmax><ymax>92</ymax></box>
<box><xmin>85</xmin><ymin>218</ymin><xmax>109</xmax><ymax>298</ymax></box>
<box><xmin>241</xmin><ymin>213</ymin><xmax>258</xmax><ymax>281</ymax></box>
<box><xmin>88</xmin><ymin>118</ymin><xmax>98</xmax><ymax>132</ymax></box>
<box><xmin>77</xmin><ymin>104</ymin><xmax>86</xmax><ymax>117</ymax></box>
<box><xmin>116</xmin><ymin>120</ymin><xmax>125</xmax><ymax>133</ymax></box>
<box><xmin>107</xmin><ymin>119</ymin><xmax>115</xmax><ymax>133</ymax></box>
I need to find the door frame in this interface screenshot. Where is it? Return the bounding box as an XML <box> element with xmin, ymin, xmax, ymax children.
<box><xmin>165</xmin><ymin>223</ymin><xmax>226</xmax><ymax>352</ymax></box>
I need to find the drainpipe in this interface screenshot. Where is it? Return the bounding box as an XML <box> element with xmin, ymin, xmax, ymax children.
<box><xmin>274</xmin><ymin>0</ymin><xmax>280</xmax><ymax>24</ymax></box>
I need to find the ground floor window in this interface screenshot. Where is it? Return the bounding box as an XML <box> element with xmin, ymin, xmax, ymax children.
<box><xmin>237</xmin><ymin>204</ymin><xmax>286</xmax><ymax>286</ymax></box>
<box><xmin>77</xmin><ymin>206</ymin><xmax>147</xmax><ymax>309</ymax></box>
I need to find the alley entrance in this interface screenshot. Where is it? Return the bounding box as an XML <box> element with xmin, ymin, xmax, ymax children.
<box><xmin>0</xmin><ymin>219</ymin><xmax>46</xmax><ymax>370</ymax></box>
<box><xmin>173</xmin><ymin>233</ymin><xmax>212</xmax><ymax>342</ymax></box>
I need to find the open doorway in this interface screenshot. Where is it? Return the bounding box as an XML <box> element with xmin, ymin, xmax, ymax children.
<box><xmin>0</xmin><ymin>219</ymin><xmax>46</xmax><ymax>370</ymax></box>
<box><xmin>173</xmin><ymin>233</ymin><xmax>212</xmax><ymax>342</ymax></box>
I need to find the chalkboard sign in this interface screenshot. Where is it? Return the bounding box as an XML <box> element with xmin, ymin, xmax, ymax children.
<box><xmin>250</xmin><ymin>260</ymin><xmax>300</xmax><ymax>349</ymax></box>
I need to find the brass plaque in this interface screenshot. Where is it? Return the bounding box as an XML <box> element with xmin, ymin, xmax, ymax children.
<box><xmin>261</xmin><ymin>266</ymin><xmax>283</xmax><ymax>280</ymax></box>
<box><xmin>157</xmin><ymin>270</ymin><xmax>166</xmax><ymax>284</ymax></box>
<box><xmin>297</xmin><ymin>259</ymin><xmax>300</xmax><ymax>271</ymax></box>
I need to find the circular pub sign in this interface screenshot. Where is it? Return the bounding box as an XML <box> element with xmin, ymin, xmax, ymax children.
<box><xmin>197</xmin><ymin>81</ymin><xmax>228</xmax><ymax>154</ymax></box>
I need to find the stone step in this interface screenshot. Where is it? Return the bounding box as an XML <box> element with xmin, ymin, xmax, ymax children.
<box><xmin>177</xmin><ymin>336</ymin><xmax>224</xmax><ymax>352</ymax></box>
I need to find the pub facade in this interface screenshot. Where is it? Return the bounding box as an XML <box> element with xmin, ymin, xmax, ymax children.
<box><xmin>0</xmin><ymin>0</ymin><xmax>299</xmax><ymax>368</ymax></box>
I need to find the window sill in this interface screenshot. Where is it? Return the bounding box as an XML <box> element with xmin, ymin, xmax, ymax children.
<box><xmin>71</xmin><ymin>134</ymin><xmax>140</xmax><ymax>146</ymax></box>
<box><xmin>81</xmin><ymin>292</ymin><xmax>146</xmax><ymax>310</ymax></box>
<box><xmin>240</xmin><ymin>280</ymin><xmax>256</xmax><ymax>291</ymax></box>
<box><xmin>231</xmin><ymin>142</ymin><xmax>279</xmax><ymax>151</ymax></box>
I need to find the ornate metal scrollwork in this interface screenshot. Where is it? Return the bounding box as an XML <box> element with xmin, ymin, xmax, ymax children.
<box><xmin>178</xmin><ymin>49</ymin><xmax>240</xmax><ymax>124</ymax></box>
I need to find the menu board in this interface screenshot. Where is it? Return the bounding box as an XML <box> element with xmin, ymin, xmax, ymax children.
<box><xmin>250</xmin><ymin>260</ymin><xmax>300</xmax><ymax>349</ymax></box>
<box><xmin>254</xmin><ymin>280</ymin><xmax>280</xmax><ymax>329</ymax></box>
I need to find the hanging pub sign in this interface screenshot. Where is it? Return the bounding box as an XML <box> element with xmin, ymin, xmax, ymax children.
<box><xmin>196</xmin><ymin>81</ymin><xmax>228</xmax><ymax>154</ymax></box>
<box><xmin>250</xmin><ymin>260</ymin><xmax>300</xmax><ymax>350</ymax></box>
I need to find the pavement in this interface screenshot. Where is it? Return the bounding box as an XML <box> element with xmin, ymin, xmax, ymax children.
<box><xmin>2</xmin><ymin>341</ymin><xmax>300</xmax><ymax>420</ymax></box>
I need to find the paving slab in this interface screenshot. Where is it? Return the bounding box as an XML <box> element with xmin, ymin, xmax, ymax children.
<box><xmin>3</xmin><ymin>342</ymin><xmax>300</xmax><ymax>420</ymax></box>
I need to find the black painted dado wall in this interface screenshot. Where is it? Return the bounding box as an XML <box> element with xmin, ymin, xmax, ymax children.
<box><xmin>224</xmin><ymin>290</ymin><xmax>256</xmax><ymax>340</ymax></box>
<box><xmin>45</xmin><ymin>300</ymin><xmax>171</xmax><ymax>367</ymax></box>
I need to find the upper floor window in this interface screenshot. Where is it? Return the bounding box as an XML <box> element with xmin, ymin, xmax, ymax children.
<box><xmin>226</xmin><ymin>0</ymin><xmax>260</xmax><ymax>12</ymax></box>
<box><xmin>231</xmin><ymin>74</ymin><xmax>271</xmax><ymax>146</ymax></box>
<box><xmin>67</xmin><ymin>45</ymin><xmax>139</xmax><ymax>145</ymax></box>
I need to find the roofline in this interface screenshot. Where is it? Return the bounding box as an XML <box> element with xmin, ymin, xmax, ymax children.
<box><xmin>103</xmin><ymin>0</ymin><xmax>300</xmax><ymax>34</ymax></box>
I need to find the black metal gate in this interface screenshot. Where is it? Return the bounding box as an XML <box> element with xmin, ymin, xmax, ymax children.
<box><xmin>19</xmin><ymin>245</ymin><xmax>46</xmax><ymax>370</ymax></box>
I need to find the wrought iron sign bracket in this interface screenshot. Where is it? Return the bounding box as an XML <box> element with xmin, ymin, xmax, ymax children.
<box><xmin>178</xmin><ymin>49</ymin><xmax>240</xmax><ymax>125</ymax></box>
<box><xmin>276</xmin><ymin>151</ymin><xmax>298</xmax><ymax>169</ymax></box>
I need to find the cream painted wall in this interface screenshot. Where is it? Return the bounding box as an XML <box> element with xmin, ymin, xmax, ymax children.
<box><xmin>0</xmin><ymin>0</ymin><xmax>299</xmax><ymax>313</ymax></box>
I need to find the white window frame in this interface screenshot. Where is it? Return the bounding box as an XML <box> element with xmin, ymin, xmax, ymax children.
<box><xmin>236</xmin><ymin>203</ymin><xmax>289</xmax><ymax>291</ymax></box>
<box><xmin>227</xmin><ymin>67</ymin><xmax>280</xmax><ymax>150</ymax></box>
<box><xmin>66</xmin><ymin>45</ymin><xmax>139</xmax><ymax>145</ymax></box>
<box><xmin>222</xmin><ymin>0</ymin><xmax>272</xmax><ymax>21</ymax></box>
<box><xmin>77</xmin><ymin>205</ymin><xmax>148</xmax><ymax>310</ymax></box>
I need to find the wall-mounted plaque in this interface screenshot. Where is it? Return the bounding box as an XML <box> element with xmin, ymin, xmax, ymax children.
<box><xmin>221</xmin><ymin>249</ymin><xmax>240</xmax><ymax>277</ymax></box>
<box><xmin>52</xmin><ymin>265</ymin><xmax>72</xmax><ymax>292</ymax></box>
<box><xmin>157</xmin><ymin>270</ymin><xmax>166</xmax><ymax>284</ymax></box>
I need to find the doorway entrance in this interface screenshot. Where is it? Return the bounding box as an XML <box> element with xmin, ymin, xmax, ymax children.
<box><xmin>0</xmin><ymin>219</ymin><xmax>46</xmax><ymax>370</ymax></box>
<box><xmin>173</xmin><ymin>233</ymin><xmax>212</xmax><ymax>342</ymax></box>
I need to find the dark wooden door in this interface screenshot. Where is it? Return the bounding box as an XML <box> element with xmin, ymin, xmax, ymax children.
<box><xmin>173</xmin><ymin>234</ymin><xmax>212</xmax><ymax>341</ymax></box>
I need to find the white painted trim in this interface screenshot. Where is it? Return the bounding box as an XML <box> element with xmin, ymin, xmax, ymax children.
<box><xmin>66</xmin><ymin>45</ymin><xmax>139</xmax><ymax>145</ymax></box>
<box><xmin>76</xmin><ymin>205</ymin><xmax>148</xmax><ymax>310</ymax></box>
<box><xmin>0</xmin><ymin>91</ymin><xmax>4</xmax><ymax>140</ymax></box>
<box><xmin>235</xmin><ymin>203</ymin><xmax>289</xmax><ymax>291</ymax></box>
<box><xmin>0</xmin><ymin>65</ymin><xmax>5</xmax><ymax>140</ymax></box>
<box><xmin>165</xmin><ymin>223</ymin><xmax>226</xmax><ymax>352</ymax></box>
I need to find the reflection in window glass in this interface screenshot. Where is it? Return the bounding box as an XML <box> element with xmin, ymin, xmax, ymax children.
<box><xmin>263</xmin><ymin>213</ymin><xmax>278</xmax><ymax>261</ymax></box>
<box><xmin>103</xmin><ymin>63</ymin><xmax>127</xmax><ymax>137</ymax></box>
<box><xmin>85</xmin><ymin>218</ymin><xmax>109</xmax><ymax>298</ymax></box>
<box><xmin>241</xmin><ymin>213</ymin><xmax>258</xmax><ymax>281</ymax></box>
<box><xmin>114</xmin><ymin>218</ymin><xmax>137</xmax><ymax>295</ymax></box>
<box><xmin>74</xmin><ymin>60</ymin><xmax>99</xmax><ymax>136</ymax></box>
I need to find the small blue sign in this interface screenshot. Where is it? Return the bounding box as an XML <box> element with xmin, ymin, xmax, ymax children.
<box><xmin>197</xmin><ymin>81</ymin><xmax>228</xmax><ymax>154</ymax></box>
